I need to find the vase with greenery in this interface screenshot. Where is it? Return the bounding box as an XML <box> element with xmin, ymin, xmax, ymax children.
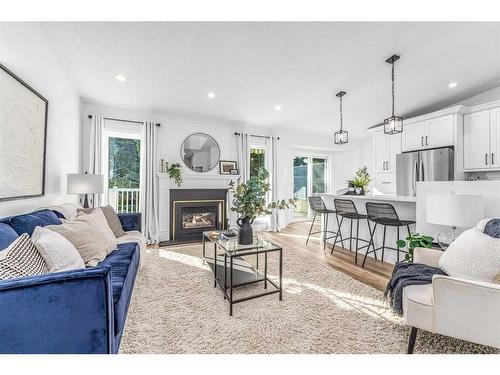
<box><xmin>230</xmin><ymin>168</ymin><xmax>295</xmax><ymax>245</ymax></box>
<box><xmin>347</xmin><ymin>166</ymin><xmax>371</xmax><ymax>195</ymax></box>
<box><xmin>166</xmin><ymin>162</ymin><xmax>183</xmax><ymax>187</ymax></box>
<box><xmin>396</xmin><ymin>233</ymin><xmax>434</xmax><ymax>262</ymax></box>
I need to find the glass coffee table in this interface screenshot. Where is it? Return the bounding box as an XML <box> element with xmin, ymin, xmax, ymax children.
<box><xmin>202</xmin><ymin>231</ymin><xmax>283</xmax><ymax>316</ymax></box>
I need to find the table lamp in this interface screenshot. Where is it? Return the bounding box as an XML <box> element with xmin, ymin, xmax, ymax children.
<box><xmin>67</xmin><ymin>172</ymin><xmax>104</xmax><ymax>208</ymax></box>
<box><xmin>426</xmin><ymin>193</ymin><xmax>484</xmax><ymax>250</ymax></box>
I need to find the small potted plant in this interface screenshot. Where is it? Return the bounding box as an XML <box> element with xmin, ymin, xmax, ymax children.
<box><xmin>396</xmin><ymin>233</ymin><xmax>434</xmax><ymax>262</ymax></box>
<box><xmin>230</xmin><ymin>168</ymin><xmax>295</xmax><ymax>245</ymax></box>
<box><xmin>347</xmin><ymin>166</ymin><xmax>372</xmax><ymax>195</ymax></box>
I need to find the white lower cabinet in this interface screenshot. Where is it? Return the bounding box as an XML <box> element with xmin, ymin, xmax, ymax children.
<box><xmin>373</xmin><ymin>173</ymin><xmax>396</xmax><ymax>194</ymax></box>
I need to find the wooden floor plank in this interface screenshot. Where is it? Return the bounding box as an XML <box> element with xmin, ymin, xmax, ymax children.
<box><xmin>257</xmin><ymin>221</ymin><xmax>393</xmax><ymax>292</ymax></box>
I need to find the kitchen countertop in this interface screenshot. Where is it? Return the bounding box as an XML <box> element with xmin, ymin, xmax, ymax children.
<box><xmin>320</xmin><ymin>193</ymin><xmax>416</xmax><ymax>203</ymax></box>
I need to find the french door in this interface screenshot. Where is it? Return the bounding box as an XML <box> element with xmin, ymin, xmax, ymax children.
<box><xmin>293</xmin><ymin>156</ymin><xmax>327</xmax><ymax>220</ymax></box>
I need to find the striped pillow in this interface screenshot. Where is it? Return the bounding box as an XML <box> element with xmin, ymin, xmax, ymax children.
<box><xmin>0</xmin><ymin>233</ymin><xmax>48</xmax><ymax>280</ymax></box>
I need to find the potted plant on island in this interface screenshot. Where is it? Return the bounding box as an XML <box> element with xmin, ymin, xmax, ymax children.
<box><xmin>230</xmin><ymin>168</ymin><xmax>295</xmax><ymax>245</ymax></box>
<box><xmin>347</xmin><ymin>166</ymin><xmax>372</xmax><ymax>195</ymax></box>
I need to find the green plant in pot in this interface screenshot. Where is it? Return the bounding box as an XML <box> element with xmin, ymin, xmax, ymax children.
<box><xmin>396</xmin><ymin>233</ymin><xmax>434</xmax><ymax>262</ymax></box>
<box><xmin>347</xmin><ymin>166</ymin><xmax>371</xmax><ymax>195</ymax></box>
<box><xmin>230</xmin><ymin>168</ymin><xmax>295</xmax><ymax>245</ymax></box>
<box><xmin>166</xmin><ymin>162</ymin><xmax>183</xmax><ymax>187</ymax></box>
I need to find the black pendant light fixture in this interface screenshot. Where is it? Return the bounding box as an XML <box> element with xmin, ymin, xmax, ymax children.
<box><xmin>334</xmin><ymin>91</ymin><xmax>348</xmax><ymax>144</ymax></box>
<box><xmin>384</xmin><ymin>54</ymin><xmax>403</xmax><ymax>135</ymax></box>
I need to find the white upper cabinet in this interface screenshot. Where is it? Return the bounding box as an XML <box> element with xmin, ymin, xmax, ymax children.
<box><xmin>373</xmin><ymin>130</ymin><xmax>401</xmax><ymax>174</ymax></box>
<box><xmin>402</xmin><ymin>114</ymin><xmax>454</xmax><ymax>152</ymax></box>
<box><xmin>464</xmin><ymin>110</ymin><xmax>490</xmax><ymax>170</ymax></box>
<box><xmin>464</xmin><ymin>108</ymin><xmax>500</xmax><ymax>171</ymax></box>
<box><xmin>490</xmin><ymin>107</ymin><xmax>500</xmax><ymax>168</ymax></box>
<box><xmin>427</xmin><ymin>115</ymin><xmax>455</xmax><ymax>148</ymax></box>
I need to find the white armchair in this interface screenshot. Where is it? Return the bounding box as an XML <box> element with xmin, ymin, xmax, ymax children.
<box><xmin>403</xmin><ymin>247</ymin><xmax>500</xmax><ymax>353</ymax></box>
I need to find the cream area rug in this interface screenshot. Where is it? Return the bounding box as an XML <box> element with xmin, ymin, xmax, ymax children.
<box><xmin>119</xmin><ymin>243</ymin><xmax>496</xmax><ymax>354</ymax></box>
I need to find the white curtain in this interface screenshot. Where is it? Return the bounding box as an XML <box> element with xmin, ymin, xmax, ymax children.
<box><xmin>269</xmin><ymin>136</ymin><xmax>287</xmax><ymax>232</ymax></box>
<box><xmin>236</xmin><ymin>132</ymin><xmax>250</xmax><ymax>182</ymax></box>
<box><xmin>88</xmin><ymin>114</ymin><xmax>104</xmax><ymax>207</ymax></box>
<box><xmin>140</xmin><ymin>121</ymin><xmax>160</xmax><ymax>244</ymax></box>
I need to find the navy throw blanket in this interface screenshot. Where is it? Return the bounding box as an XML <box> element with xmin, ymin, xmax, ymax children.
<box><xmin>385</xmin><ymin>262</ymin><xmax>447</xmax><ymax>315</ymax></box>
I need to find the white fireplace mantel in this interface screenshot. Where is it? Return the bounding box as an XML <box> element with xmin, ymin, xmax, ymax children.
<box><xmin>157</xmin><ymin>172</ymin><xmax>241</xmax><ymax>242</ymax></box>
<box><xmin>157</xmin><ymin>172</ymin><xmax>240</xmax><ymax>190</ymax></box>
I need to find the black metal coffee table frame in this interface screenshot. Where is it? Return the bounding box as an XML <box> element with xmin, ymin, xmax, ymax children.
<box><xmin>202</xmin><ymin>232</ymin><xmax>283</xmax><ymax>316</ymax></box>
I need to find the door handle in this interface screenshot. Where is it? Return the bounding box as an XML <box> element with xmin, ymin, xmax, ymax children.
<box><xmin>421</xmin><ymin>136</ymin><xmax>424</xmax><ymax>147</ymax></box>
<box><xmin>425</xmin><ymin>136</ymin><xmax>428</xmax><ymax>146</ymax></box>
<box><xmin>420</xmin><ymin>161</ymin><xmax>425</xmax><ymax>181</ymax></box>
<box><xmin>413</xmin><ymin>160</ymin><xmax>418</xmax><ymax>195</ymax></box>
<box><xmin>492</xmin><ymin>153</ymin><xmax>495</xmax><ymax>165</ymax></box>
<box><xmin>387</xmin><ymin>161</ymin><xmax>390</xmax><ymax>171</ymax></box>
<box><xmin>485</xmin><ymin>153</ymin><xmax>488</xmax><ymax>165</ymax></box>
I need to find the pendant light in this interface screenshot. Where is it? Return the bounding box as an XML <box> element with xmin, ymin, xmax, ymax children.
<box><xmin>384</xmin><ymin>54</ymin><xmax>403</xmax><ymax>135</ymax></box>
<box><xmin>334</xmin><ymin>91</ymin><xmax>348</xmax><ymax>144</ymax></box>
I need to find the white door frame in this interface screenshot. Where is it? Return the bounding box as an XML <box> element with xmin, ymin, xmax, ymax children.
<box><xmin>291</xmin><ymin>154</ymin><xmax>329</xmax><ymax>222</ymax></box>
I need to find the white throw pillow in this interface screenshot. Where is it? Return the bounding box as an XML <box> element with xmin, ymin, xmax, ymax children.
<box><xmin>32</xmin><ymin>226</ymin><xmax>85</xmax><ymax>272</ymax></box>
<box><xmin>439</xmin><ymin>227</ymin><xmax>500</xmax><ymax>282</ymax></box>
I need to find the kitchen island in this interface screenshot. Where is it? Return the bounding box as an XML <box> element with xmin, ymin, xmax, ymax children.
<box><xmin>320</xmin><ymin>193</ymin><xmax>416</xmax><ymax>265</ymax></box>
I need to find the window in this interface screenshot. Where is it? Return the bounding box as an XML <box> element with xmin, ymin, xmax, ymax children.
<box><xmin>250</xmin><ymin>147</ymin><xmax>266</xmax><ymax>178</ymax></box>
<box><xmin>102</xmin><ymin>119</ymin><xmax>143</xmax><ymax>213</ymax></box>
<box><xmin>293</xmin><ymin>156</ymin><xmax>328</xmax><ymax>219</ymax></box>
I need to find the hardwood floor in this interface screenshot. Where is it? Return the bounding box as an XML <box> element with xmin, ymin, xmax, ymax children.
<box><xmin>257</xmin><ymin>221</ymin><xmax>394</xmax><ymax>292</ymax></box>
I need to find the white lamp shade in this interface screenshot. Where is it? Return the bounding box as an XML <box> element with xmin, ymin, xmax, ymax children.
<box><xmin>426</xmin><ymin>194</ymin><xmax>484</xmax><ymax>228</ymax></box>
<box><xmin>67</xmin><ymin>173</ymin><xmax>104</xmax><ymax>194</ymax></box>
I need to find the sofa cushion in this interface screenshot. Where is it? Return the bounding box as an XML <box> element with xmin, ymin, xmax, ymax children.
<box><xmin>32</xmin><ymin>226</ymin><xmax>85</xmax><ymax>272</ymax></box>
<box><xmin>9</xmin><ymin>209</ymin><xmax>61</xmax><ymax>236</ymax></box>
<box><xmin>47</xmin><ymin>208</ymin><xmax>117</xmax><ymax>267</ymax></box>
<box><xmin>0</xmin><ymin>223</ymin><xmax>19</xmax><ymax>250</ymax></box>
<box><xmin>78</xmin><ymin>205</ymin><xmax>126</xmax><ymax>238</ymax></box>
<box><xmin>98</xmin><ymin>242</ymin><xmax>140</xmax><ymax>336</ymax></box>
<box><xmin>0</xmin><ymin>234</ymin><xmax>48</xmax><ymax>280</ymax></box>
<box><xmin>439</xmin><ymin>227</ymin><xmax>500</xmax><ymax>282</ymax></box>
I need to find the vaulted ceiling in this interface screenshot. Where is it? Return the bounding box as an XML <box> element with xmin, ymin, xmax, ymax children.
<box><xmin>43</xmin><ymin>22</ymin><xmax>500</xmax><ymax>136</ymax></box>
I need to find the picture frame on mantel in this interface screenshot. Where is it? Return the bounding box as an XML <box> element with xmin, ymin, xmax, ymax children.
<box><xmin>219</xmin><ymin>160</ymin><xmax>238</xmax><ymax>175</ymax></box>
<box><xmin>0</xmin><ymin>63</ymin><xmax>48</xmax><ymax>202</ymax></box>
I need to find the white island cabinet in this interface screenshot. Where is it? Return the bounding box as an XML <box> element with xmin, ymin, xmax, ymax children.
<box><xmin>320</xmin><ymin>193</ymin><xmax>416</xmax><ymax>265</ymax></box>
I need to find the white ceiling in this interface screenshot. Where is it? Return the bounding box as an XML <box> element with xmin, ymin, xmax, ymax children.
<box><xmin>42</xmin><ymin>22</ymin><xmax>500</xmax><ymax>136</ymax></box>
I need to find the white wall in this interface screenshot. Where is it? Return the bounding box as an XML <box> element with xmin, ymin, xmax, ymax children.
<box><xmin>0</xmin><ymin>22</ymin><xmax>80</xmax><ymax>217</ymax></box>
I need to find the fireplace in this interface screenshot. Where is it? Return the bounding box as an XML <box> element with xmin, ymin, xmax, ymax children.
<box><xmin>170</xmin><ymin>189</ymin><xmax>228</xmax><ymax>243</ymax></box>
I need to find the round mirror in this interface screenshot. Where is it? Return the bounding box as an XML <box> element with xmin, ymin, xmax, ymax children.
<box><xmin>180</xmin><ymin>133</ymin><xmax>220</xmax><ymax>172</ymax></box>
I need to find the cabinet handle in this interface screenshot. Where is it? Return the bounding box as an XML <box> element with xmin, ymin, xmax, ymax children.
<box><xmin>492</xmin><ymin>153</ymin><xmax>495</xmax><ymax>165</ymax></box>
<box><xmin>425</xmin><ymin>136</ymin><xmax>428</xmax><ymax>146</ymax></box>
<box><xmin>485</xmin><ymin>153</ymin><xmax>488</xmax><ymax>165</ymax></box>
<box><xmin>421</xmin><ymin>136</ymin><xmax>424</xmax><ymax>147</ymax></box>
<box><xmin>387</xmin><ymin>161</ymin><xmax>390</xmax><ymax>170</ymax></box>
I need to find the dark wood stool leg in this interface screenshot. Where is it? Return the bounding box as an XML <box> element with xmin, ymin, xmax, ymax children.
<box><xmin>355</xmin><ymin>218</ymin><xmax>360</xmax><ymax>264</ymax></box>
<box><xmin>306</xmin><ymin>212</ymin><xmax>317</xmax><ymax>244</ymax></box>
<box><xmin>381</xmin><ymin>225</ymin><xmax>387</xmax><ymax>262</ymax></box>
<box><xmin>323</xmin><ymin>213</ymin><xmax>329</xmax><ymax>250</ymax></box>
<box><xmin>331</xmin><ymin>216</ymin><xmax>343</xmax><ymax>254</ymax></box>
<box><xmin>349</xmin><ymin>219</ymin><xmax>353</xmax><ymax>251</ymax></box>
<box><xmin>407</xmin><ymin>327</ymin><xmax>418</xmax><ymax>354</ymax></box>
<box><xmin>397</xmin><ymin>226</ymin><xmax>400</xmax><ymax>263</ymax></box>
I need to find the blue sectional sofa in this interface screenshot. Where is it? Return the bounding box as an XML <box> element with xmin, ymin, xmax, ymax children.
<box><xmin>0</xmin><ymin>209</ymin><xmax>142</xmax><ymax>354</ymax></box>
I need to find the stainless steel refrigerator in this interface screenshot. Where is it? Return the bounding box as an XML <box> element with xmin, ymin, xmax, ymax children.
<box><xmin>396</xmin><ymin>147</ymin><xmax>454</xmax><ymax>196</ymax></box>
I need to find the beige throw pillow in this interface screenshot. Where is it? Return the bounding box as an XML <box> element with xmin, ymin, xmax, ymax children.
<box><xmin>32</xmin><ymin>226</ymin><xmax>85</xmax><ymax>272</ymax></box>
<box><xmin>78</xmin><ymin>205</ymin><xmax>126</xmax><ymax>238</ymax></box>
<box><xmin>46</xmin><ymin>208</ymin><xmax>117</xmax><ymax>267</ymax></box>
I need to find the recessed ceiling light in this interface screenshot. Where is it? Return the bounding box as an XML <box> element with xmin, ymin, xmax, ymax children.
<box><xmin>115</xmin><ymin>74</ymin><xmax>126</xmax><ymax>82</ymax></box>
<box><xmin>207</xmin><ymin>92</ymin><xmax>215</xmax><ymax>99</ymax></box>
<box><xmin>448</xmin><ymin>82</ymin><xmax>458</xmax><ymax>88</ymax></box>
<box><xmin>274</xmin><ymin>105</ymin><xmax>282</xmax><ymax>111</ymax></box>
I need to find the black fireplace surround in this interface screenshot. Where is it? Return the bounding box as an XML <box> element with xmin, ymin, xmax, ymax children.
<box><xmin>170</xmin><ymin>189</ymin><xmax>228</xmax><ymax>243</ymax></box>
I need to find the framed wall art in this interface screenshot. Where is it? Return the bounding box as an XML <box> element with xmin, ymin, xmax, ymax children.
<box><xmin>0</xmin><ymin>63</ymin><xmax>48</xmax><ymax>201</ymax></box>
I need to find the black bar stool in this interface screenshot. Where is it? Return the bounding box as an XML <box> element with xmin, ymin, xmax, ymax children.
<box><xmin>306</xmin><ymin>196</ymin><xmax>341</xmax><ymax>250</ymax></box>
<box><xmin>363</xmin><ymin>202</ymin><xmax>416</xmax><ymax>267</ymax></box>
<box><xmin>331</xmin><ymin>199</ymin><xmax>371</xmax><ymax>264</ymax></box>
